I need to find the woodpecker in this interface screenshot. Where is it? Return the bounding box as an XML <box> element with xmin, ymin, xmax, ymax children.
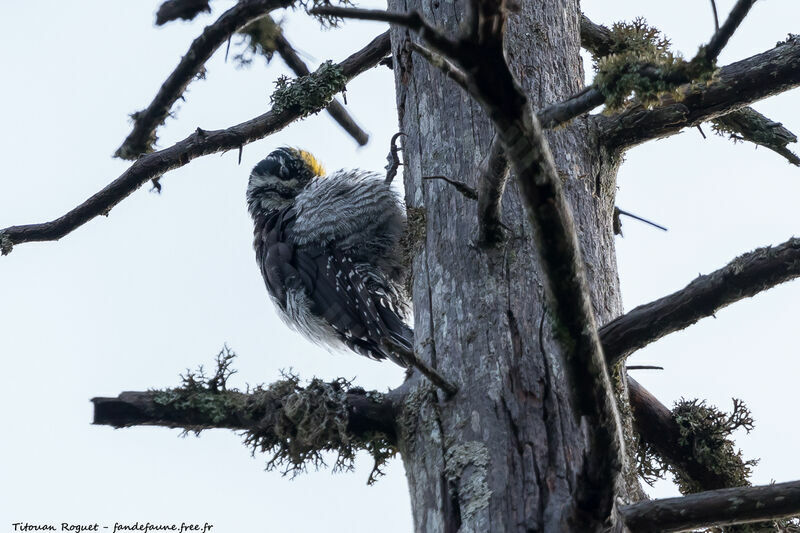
<box><xmin>247</xmin><ymin>147</ymin><xmax>413</xmax><ymax>367</ymax></box>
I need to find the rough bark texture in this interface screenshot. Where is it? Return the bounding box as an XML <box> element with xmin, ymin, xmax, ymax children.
<box><xmin>388</xmin><ymin>2</ymin><xmax>628</xmax><ymax>531</ymax></box>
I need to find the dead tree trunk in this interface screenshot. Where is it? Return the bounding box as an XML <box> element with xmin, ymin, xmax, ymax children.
<box><xmin>26</xmin><ymin>2</ymin><xmax>800</xmax><ymax>531</ymax></box>
<box><xmin>389</xmin><ymin>1</ymin><xmax>630</xmax><ymax>530</ymax></box>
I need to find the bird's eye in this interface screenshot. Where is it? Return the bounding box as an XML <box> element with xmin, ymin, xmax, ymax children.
<box><xmin>255</xmin><ymin>155</ymin><xmax>292</xmax><ymax>180</ymax></box>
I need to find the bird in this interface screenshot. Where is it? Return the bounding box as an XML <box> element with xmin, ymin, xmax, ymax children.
<box><xmin>246</xmin><ymin>147</ymin><xmax>414</xmax><ymax>367</ymax></box>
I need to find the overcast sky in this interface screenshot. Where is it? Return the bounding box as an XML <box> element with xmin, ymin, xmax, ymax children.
<box><xmin>1</xmin><ymin>1</ymin><xmax>799</xmax><ymax>531</ymax></box>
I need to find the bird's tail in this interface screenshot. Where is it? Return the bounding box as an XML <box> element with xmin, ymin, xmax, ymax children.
<box><xmin>376</xmin><ymin>304</ymin><xmax>414</xmax><ymax>367</ymax></box>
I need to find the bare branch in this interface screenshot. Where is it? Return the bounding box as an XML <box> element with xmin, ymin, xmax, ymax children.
<box><xmin>384</xmin><ymin>132</ymin><xmax>404</xmax><ymax>184</ymax></box>
<box><xmin>579</xmin><ymin>14</ymin><xmax>613</xmax><ymax>58</ymax></box>
<box><xmin>155</xmin><ymin>0</ymin><xmax>211</xmax><ymax>25</ymax></box>
<box><xmin>413</xmin><ymin>21</ymin><xmax>605</xmax><ymax>132</ymax></box>
<box><xmin>312</xmin><ymin>5</ymin><xmax>417</xmax><ymax>25</ymax></box>
<box><xmin>703</xmin><ymin>0</ymin><xmax>757</xmax><ymax>64</ymax></box>
<box><xmin>620</xmin><ymin>479</ymin><xmax>800</xmax><ymax>533</ymax></box>
<box><xmin>537</xmin><ymin>86</ymin><xmax>605</xmax><ymax>130</ymax></box>
<box><xmin>615</xmin><ymin>208</ymin><xmax>668</xmax><ymax>232</ymax></box>
<box><xmin>476</xmin><ymin>135</ymin><xmax>509</xmax><ymax>246</ymax></box>
<box><xmin>408</xmin><ymin>42</ymin><xmax>468</xmax><ymax>91</ymax></box>
<box><xmin>273</xmin><ymin>30</ymin><xmax>369</xmax><ymax>145</ymax></box>
<box><xmin>116</xmin><ymin>0</ymin><xmax>294</xmax><ymax>160</ymax></box>
<box><xmin>709</xmin><ymin>0</ymin><xmax>720</xmax><ymax>32</ymax></box>
<box><xmin>0</xmin><ymin>32</ymin><xmax>390</xmax><ymax>255</ymax></box>
<box><xmin>512</xmin><ymin>108</ymin><xmax>623</xmax><ymax>527</ymax></box>
<box><xmin>422</xmin><ymin>176</ymin><xmax>477</xmax><ymax>200</ymax></box>
<box><xmin>310</xmin><ymin>6</ymin><xmax>460</xmax><ymax>58</ymax></box>
<box><xmin>597</xmin><ymin>36</ymin><xmax>800</xmax><ymax>151</ymax></box>
<box><xmin>600</xmin><ymin>237</ymin><xmax>800</xmax><ymax>365</ymax></box>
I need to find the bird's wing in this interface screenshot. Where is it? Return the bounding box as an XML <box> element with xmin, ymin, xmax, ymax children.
<box><xmin>293</xmin><ymin>245</ymin><xmax>412</xmax><ymax>366</ymax></box>
<box><xmin>291</xmin><ymin>170</ymin><xmax>404</xmax><ymax>251</ymax></box>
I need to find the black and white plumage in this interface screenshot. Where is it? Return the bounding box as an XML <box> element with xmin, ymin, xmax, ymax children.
<box><xmin>247</xmin><ymin>147</ymin><xmax>412</xmax><ymax>367</ymax></box>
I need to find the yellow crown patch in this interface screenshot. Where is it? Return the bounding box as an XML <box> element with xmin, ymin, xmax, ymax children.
<box><xmin>294</xmin><ymin>149</ymin><xmax>326</xmax><ymax>177</ymax></box>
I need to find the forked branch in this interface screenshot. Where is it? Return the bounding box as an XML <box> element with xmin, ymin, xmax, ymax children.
<box><xmin>116</xmin><ymin>0</ymin><xmax>294</xmax><ymax>160</ymax></box>
<box><xmin>536</xmin><ymin>1</ymin><xmax>757</xmax><ymax>134</ymax></box>
<box><xmin>579</xmin><ymin>13</ymin><xmax>800</xmax><ymax>164</ymax></box>
<box><xmin>0</xmin><ymin>32</ymin><xmax>390</xmax><ymax>255</ymax></box>
<box><xmin>273</xmin><ymin>28</ymin><xmax>369</xmax><ymax>145</ymax></box>
<box><xmin>597</xmin><ymin>36</ymin><xmax>800</xmax><ymax>150</ymax></box>
<box><xmin>703</xmin><ymin>0</ymin><xmax>757</xmax><ymax>64</ymax></box>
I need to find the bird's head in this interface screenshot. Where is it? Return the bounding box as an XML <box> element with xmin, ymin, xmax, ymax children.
<box><xmin>247</xmin><ymin>147</ymin><xmax>325</xmax><ymax>217</ymax></box>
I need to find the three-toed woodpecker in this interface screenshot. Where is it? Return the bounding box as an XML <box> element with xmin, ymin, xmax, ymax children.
<box><xmin>247</xmin><ymin>147</ymin><xmax>412</xmax><ymax>367</ymax></box>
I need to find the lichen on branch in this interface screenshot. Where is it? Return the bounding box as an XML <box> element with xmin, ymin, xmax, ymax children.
<box><xmin>270</xmin><ymin>60</ymin><xmax>347</xmax><ymax>116</ymax></box>
<box><xmin>232</xmin><ymin>15</ymin><xmax>283</xmax><ymax>66</ymax></box>
<box><xmin>0</xmin><ymin>231</ymin><xmax>12</xmax><ymax>255</ymax></box>
<box><xmin>711</xmin><ymin>106</ymin><xmax>800</xmax><ymax>166</ymax></box>
<box><xmin>636</xmin><ymin>396</ymin><xmax>757</xmax><ymax>494</ymax></box>
<box><xmin>244</xmin><ymin>374</ymin><xmax>395</xmax><ymax>484</ymax></box>
<box><xmin>593</xmin><ymin>18</ymin><xmax>714</xmax><ymax>110</ymax></box>
<box><xmin>105</xmin><ymin>347</ymin><xmax>396</xmax><ymax>485</ymax></box>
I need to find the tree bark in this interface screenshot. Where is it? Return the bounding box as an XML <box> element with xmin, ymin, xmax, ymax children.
<box><xmin>387</xmin><ymin>2</ymin><xmax>630</xmax><ymax>531</ymax></box>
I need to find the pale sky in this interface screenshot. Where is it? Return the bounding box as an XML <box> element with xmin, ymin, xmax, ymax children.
<box><xmin>1</xmin><ymin>1</ymin><xmax>799</xmax><ymax>531</ymax></box>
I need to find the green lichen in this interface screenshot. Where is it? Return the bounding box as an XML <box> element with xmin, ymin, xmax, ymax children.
<box><xmin>594</xmin><ymin>18</ymin><xmax>714</xmax><ymax>111</ymax></box>
<box><xmin>636</xmin><ymin>397</ymin><xmax>757</xmax><ymax>495</ymax></box>
<box><xmin>672</xmin><ymin>398</ymin><xmax>757</xmax><ymax>493</ymax></box>
<box><xmin>245</xmin><ymin>374</ymin><xmax>396</xmax><ymax>485</ymax></box>
<box><xmin>233</xmin><ymin>16</ymin><xmax>282</xmax><ymax>67</ymax></box>
<box><xmin>445</xmin><ymin>442</ymin><xmax>492</xmax><ymax>521</ymax></box>
<box><xmin>153</xmin><ymin>347</ymin><xmax>395</xmax><ymax>484</ymax></box>
<box><xmin>396</xmin><ymin>381</ymin><xmax>445</xmax><ymax>459</ymax></box>
<box><xmin>0</xmin><ymin>231</ymin><xmax>12</xmax><ymax>255</ymax></box>
<box><xmin>152</xmin><ymin>346</ymin><xmax>244</xmax><ymax>426</ymax></box>
<box><xmin>597</xmin><ymin>18</ymin><xmax>673</xmax><ymax>59</ymax></box>
<box><xmin>270</xmin><ymin>60</ymin><xmax>347</xmax><ymax>117</ymax></box>
<box><xmin>712</xmin><ymin>108</ymin><xmax>797</xmax><ymax>146</ymax></box>
<box><xmin>399</xmin><ymin>206</ymin><xmax>426</xmax><ymax>294</ymax></box>
<box><xmin>614</xmin><ymin>369</ymin><xmax>648</xmax><ymax>502</ymax></box>
<box><xmin>710</xmin><ymin>107</ymin><xmax>800</xmax><ymax>165</ymax></box>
